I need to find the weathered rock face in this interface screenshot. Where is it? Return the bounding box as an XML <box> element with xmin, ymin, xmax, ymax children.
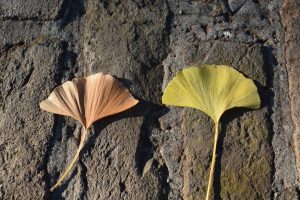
<box><xmin>0</xmin><ymin>39</ymin><xmax>67</xmax><ymax>198</ymax></box>
<box><xmin>0</xmin><ymin>0</ymin><xmax>299</xmax><ymax>200</ymax></box>
<box><xmin>282</xmin><ymin>1</ymin><xmax>300</xmax><ymax>197</ymax></box>
<box><xmin>0</xmin><ymin>0</ymin><xmax>65</xmax><ymax>20</ymax></box>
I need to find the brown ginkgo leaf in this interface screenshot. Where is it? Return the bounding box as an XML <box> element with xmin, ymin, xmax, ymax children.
<box><xmin>40</xmin><ymin>73</ymin><xmax>138</xmax><ymax>191</ymax></box>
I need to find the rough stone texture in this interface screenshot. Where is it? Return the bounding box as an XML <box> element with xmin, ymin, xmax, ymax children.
<box><xmin>0</xmin><ymin>39</ymin><xmax>67</xmax><ymax>199</ymax></box>
<box><xmin>279</xmin><ymin>0</ymin><xmax>300</xmax><ymax>198</ymax></box>
<box><xmin>272</xmin><ymin>0</ymin><xmax>300</xmax><ymax>199</ymax></box>
<box><xmin>0</xmin><ymin>0</ymin><xmax>65</xmax><ymax>20</ymax></box>
<box><xmin>0</xmin><ymin>0</ymin><xmax>299</xmax><ymax>199</ymax></box>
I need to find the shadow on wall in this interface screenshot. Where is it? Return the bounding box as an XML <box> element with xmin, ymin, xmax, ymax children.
<box><xmin>58</xmin><ymin>0</ymin><xmax>85</xmax><ymax>28</ymax></box>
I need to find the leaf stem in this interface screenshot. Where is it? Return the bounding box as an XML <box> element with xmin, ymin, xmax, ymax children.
<box><xmin>50</xmin><ymin>127</ymin><xmax>87</xmax><ymax>192</ymax></box>
<box><xmin>205</xmin><ymin>121</ymin><xmax>219</xmax><ymax>200</ymax></box>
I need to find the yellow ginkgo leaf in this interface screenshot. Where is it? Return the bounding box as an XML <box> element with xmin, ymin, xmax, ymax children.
<box><xmin>162</xmin><ymin>65</ymin><xmax>260</xmax><ymax>200</ymax></box>
<box><xmin>40</xmin><ymin>73</ymin><xmax>138</xmax><ymax>191</ymax></box>
<box><xmin>162</xmin><ymin>65</ymin><xmax>260</xmax><ymax>123</ymax></box>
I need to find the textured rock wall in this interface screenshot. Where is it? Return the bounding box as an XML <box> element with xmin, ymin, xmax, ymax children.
<box><xmin>0</xmin><ymin>0</ymin><xmax>299</xmax><ymax>199</ymax></box>
<box><xmin>282</xmin><ymin>0</ymin><xmax>300</xmax><ymax>195</ymax></box>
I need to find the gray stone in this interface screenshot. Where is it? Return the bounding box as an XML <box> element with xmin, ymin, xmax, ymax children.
<box><xmin>0</xmin><ymin>0</ymin><xmax>299</xmax><ymax>199</ymax></box>
<box><xmin>273</xmin><ymin>1</ymin><xmax>300</xmax><ymax>199</ymax></box>
<box><xmin>282</xmin><ymin>0</ymin><xmax>300</xmax><ymax>174</ymax></box>
<box><xmin>228</xmin><ymin>0</ymin><xmax>246</xmax><ymax>13</ymax></box>
<box><xmin>0</xmin><ymin>38</ymin><xmax>67</xmax><ymax>199</ymax></box>
<box><xmin>0</xmin><ymin>20</ymin><xmax>41</xmax><ymax>46</ymax></box>
<box><xmin>0</xmin><ymin>0</ymin><xmax>65</xmax><ymax>20</ymax></box>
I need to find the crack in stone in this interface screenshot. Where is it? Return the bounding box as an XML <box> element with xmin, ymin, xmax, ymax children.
<box><xmin>79</xmin><ymin>159</ymin><xmax>88</xmax><ymax>199</ymax></box>
<box><xmin>41</xmin><ymin>117</ymin><xmax>60</xmax><ymax>199</ymax></box>
<box><xmin>21</xmin><ymin>67</ymin><xmax>35</xmax><ymax>88</ymax></box>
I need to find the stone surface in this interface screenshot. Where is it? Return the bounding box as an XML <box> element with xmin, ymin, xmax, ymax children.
<box><xmin>228</xmin><ymin>0</ymin><xmax>246</xmax><ymax>13</ymax></box>
<box><xmin>0</xmin><ymin>0</ymin><xmax>299</xmax><ymax>199</ymax></box>
<box><xmin>0</xmin><ymin>39</ymin><xmax>67</xmax><ymax>199</ymax></box>
<box><xmin>0</xmin><ymin>0</ymin><xmax>65</xmax><ymax>20</ymax></box>
<box><xmin>271</xmin><ymin>0</ymin><xmax>300</xmax><ymax>199</ymax></box>
<box><xmin>282</xmin><ymin>0</ymin><xmax>300</xmax><ymax>193</ymax></box>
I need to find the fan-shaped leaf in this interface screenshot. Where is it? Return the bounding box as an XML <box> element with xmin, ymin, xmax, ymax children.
<box><xmin>40</xmin><ymin>73</ymin><xmax>138</xmax><ymax>128</ymax></box>
<box><xmin>162</xmin><ymin>65</ymin><xmax>260</xmax><ymax>123</ymax></box>
<box><xmin>40</xmin><ymin>73</ymin><xmax>138</xmax><ymax>191</ymax></box>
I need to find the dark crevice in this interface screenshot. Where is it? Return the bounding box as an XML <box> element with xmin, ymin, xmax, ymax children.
<box><xmin>151</xmin><ymin>1</ymin><xmax>173</xmax><ymax>198</ymax></box>
<box><xmin>157</xmin><ymin>161</ymin><xmax>170</xmax><ymax>200</ymax></box>
<box><xmin>41</xmin><ymin>116</ymin><xmax>65</xmax><ymax>200</ymax></box>
<box><xmin>164</xmin><ymin>0</ymin><xmax>174</xmax><ymax>42</ymax></box>
<box><xmin>79</xmin><ymin>159</ymin><xmax>88</xmax><ymax>200</ymax></box>
<box><xmin>201</xmin><ymin>24</ymin><xmax>208</xmax><ymax>34</ymax></box>
<box><xmin>256</xmin><ymin>39</ymin><xmax>268</xmax><ymax>44</ymax></box>
<box><xmin>21</xmin><ymin>67</ymin><xmax>34</xmax><ymax>87</ymax></box>
<box><xmin>61</xmin><ymin>49</ymin><xmax>78</xmax><ymax>81</ymax></box>
<box><xmin>57</xmin><ymin>0</ymin><xmax>85</xmax><ymax>28</ymax></box>
<box><xmin>221</xmin><ymin>0</ymin><xmax>233</xmax><ymax>15</ymax></box>
<box><xmin>296</xmin><ymin>187</ymin><xmax>300</xmax><ymax>198</ymax></box>
<box><xmin>56</xmin><ymin>41</ymin><xmax>78</xmax><ymax>82</ymax></box>
<box><xmin>40</xmin><ymin>117</ymin><xmax>58</xmax><ymax>200</ymax></box>
<box><xmin>262</xmin><ymin>45</ymin><xmax>276</xmax><ymax>199</ymax></box>
<box><xmin>56</xmin><ymin>0</ymin><xmax>72</xmax><ymax>21</ymax></box>
<box><xmin>119</xmin><ymin>181</ymin><xmax>126</xmax><ymax>193</ymax></box>
<box><xmin>120</xmin><ymin>0</ymin><xmax>173</xmax><ymax>183</ymax></box>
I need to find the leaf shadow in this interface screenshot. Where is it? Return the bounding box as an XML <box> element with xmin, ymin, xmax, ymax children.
<box><xmin>134</xmin><ymin>101</ymin><xmax>169</xmax><ymax>176</ymax></box>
